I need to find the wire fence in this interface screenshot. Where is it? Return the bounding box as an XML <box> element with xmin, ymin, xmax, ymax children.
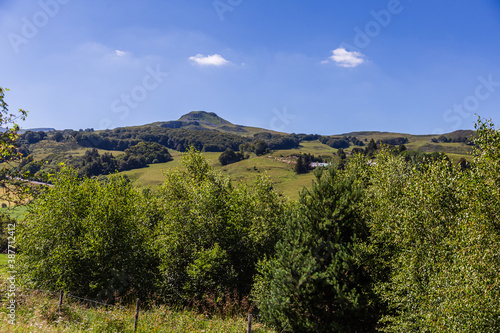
<box><xmin>2</xmin><ymin>287</ymin><xmax>258</xmax><ymax>332</ymax></box>
<box><xmin>8</xmin><ymin>287</ymin><xmax>126</xmax><ymax>309</ymax></box>
<box><xmin>2</xmin><ymin>287</ymin><xmax>140</xmax><ymax>331</ymax></box>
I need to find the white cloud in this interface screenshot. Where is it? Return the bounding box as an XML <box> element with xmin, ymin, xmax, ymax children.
<box><xmin>323</xmin><ymin>47</ymin><xmax>365</xmax><ymax>68</ymax></box>
<box><xmin>189</xmin><ymin>54</ymin><xmax>230</xmax><ymax>66</ymax></box>
<box><xmin>115</xmin><ymin>50</ymin><xmax>127</xmax><ymax>57</ymax></box>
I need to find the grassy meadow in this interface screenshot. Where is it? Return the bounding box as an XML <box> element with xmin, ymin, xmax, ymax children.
<box><xmin>121</xmin><ymin>147</ymin><xmax>319</xmax><ymax>201</ymax></box>
<box><xmin>15</xmin><ymin>130</ymin><xmax>475</xmax><ymax>202</ymax></box>
<box><xmin>120</xmin><ymin>137</ymin><xmax>472</xmax><ymax>201</ymax></box>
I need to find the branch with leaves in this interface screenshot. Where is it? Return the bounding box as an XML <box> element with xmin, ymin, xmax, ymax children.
<box><xmin>0</xmin><ymin>87</ymin><xmax>39</xmax><ymax>206</ymax></box>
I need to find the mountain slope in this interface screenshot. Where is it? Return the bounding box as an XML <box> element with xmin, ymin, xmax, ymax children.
<box><xmin>178</xmin><ymin>111</ymin><xmax>231</xmax><ymax>126</ymax></box>
<box><xmin>151</xmin><ymin>111</ymin><xmax>285</xmax><ymax>137</ymax></box>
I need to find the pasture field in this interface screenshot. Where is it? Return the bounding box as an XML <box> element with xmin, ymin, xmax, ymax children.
<box><xmin>121</xmin><ymin>138</ymin><xmax>472</xmax><ymax>200</ymax></box>
<box><xmin>30</xmin><ymin>140</ymin><xmax>125</xmax><ymax>161</ymax></box>
<box><xmin>17</xmin><ymin>133</ymin><xmax>474</xmax><ymax>202</ymax></box>
<box><xmin>122</xmin><ymin>149</ymin><xmax>318</xmax><ymax>201</ymax></box>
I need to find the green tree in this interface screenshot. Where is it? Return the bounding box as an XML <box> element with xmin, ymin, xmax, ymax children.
<box><xmin>52</xmin><ymin>131</ymin><xmax>64</xmax><ymax>142</ymax></box>
<box><xmin>18</xmin><ymin>169</ymin><xmax>158</xmax><ymax>302</ymax></box>
<box><xmin>218</xmin><ymin>148</ymin><xmax>242</xmax><ymax>166</ymax></box>
<box><xmin>155</xmin><ymin>147</ymin><xmax>288</xmax><ymax>306</ymax></box>
<box><xmin>294</xmin><ymin>155</ymin><xmax>308</xmax><ymax>174</ymax></box>
<box><xmin>0</xmin><ymin>87</ymin><xmax>31</xmax><ymax>205</ymax></box>
<box><xmin>337</xmin><ymin>148</ymin><xmax>346</xmax><ymax>160</ymax></box>
<box><xmin>253</xmin><ymin>159</ymin><xmax>380</xmax><ymax>332</ymax></box>
<box><xmin>365</xmin><ymin>139</ymin><xmax>378</xmax><ymax>156</ymax></box>
<box><xmin>365</xmin><ymin>120</ymin><xmax>500</xmax><ymax>332</ymax></box>
<box><xmin>254</xmin><ymin>140</ymin><xmax>268</xmax><ymax>156</ymax></box>
<box><xmin>457</xmin><ymin>156</ymin><xmax>469</xmax><ymax>170</ymax></box>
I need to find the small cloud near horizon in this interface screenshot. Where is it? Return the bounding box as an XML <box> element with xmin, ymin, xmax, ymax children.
<box><xmin>189</xmin><ymin>54</ymin><xmax>230</xmax><ymax>66</ymax></box>
<box><xmin>323</xmin><ymin>47</ymin><xmax>365</xmax><ymax>68</ymax></box>
<box><xmin>115</xmin><ymin>50</ymin><xmax>128</xmax><ymax>57</ymax></box>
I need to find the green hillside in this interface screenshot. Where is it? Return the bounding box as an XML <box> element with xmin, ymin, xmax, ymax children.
<box><xmin>15</xmin><ymin>112</ymin><xmax>475</xmax><ymax>200</ymax></box>
<box><xmin>120</xmin><ymin>138</ymin><xmax>473</xmax><ymax>201</ymax></box>
<box><xmin>121</xmin><ymin>149</ymin><xmax>318</xmax><ymax>201</ymax></box>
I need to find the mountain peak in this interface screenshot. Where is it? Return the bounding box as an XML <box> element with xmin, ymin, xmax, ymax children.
<box><xmin>178</xmin><ymin>111</ymin><xmax>231</xmax><ymax>127</ymax></box>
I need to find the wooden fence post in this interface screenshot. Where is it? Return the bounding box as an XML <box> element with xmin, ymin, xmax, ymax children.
<box><xmin>58</xmin><ymin>290</ymin><xmax>64</xmax><ymax>313</ymax></box>
<box><xmin>134</xmin><ymin>298</ymin><xmax>140</xmax><ymax>332</ymax></box>
<box><xmin>247</xmin><ymin>313</ymin><xmax>252</xmax><ymax>333</ymax></box>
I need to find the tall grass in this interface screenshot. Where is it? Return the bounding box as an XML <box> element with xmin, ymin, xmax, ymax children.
<box><xmin>0</xmin><ymin>289</ymin><xmax>276</xmax><ymax>332</ymax></box>
<box><xmin>0</xmin><ymin>254</ymin><xmax>274</xmax><ymax>332</ymax></box>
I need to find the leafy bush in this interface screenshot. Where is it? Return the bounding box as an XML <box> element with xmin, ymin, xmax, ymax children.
<box><xmin>155</xmin><ymin>148</ymin><xmax>289</xmax><ymax>305</ymax></box>
<box><xmin>364</xmin><ymin>118</ymin><xmax>500</xmax><ymax>331</ymax></box>
<box><xmin>18</xmin><ymin>169</ymin><xmax>158</xmax><ymax>301</ymax></box>
<box><xmin>377</xmin><ymin>136</ymin><xmax>408</xmax><ymax>146</ymax></box>
<box><xmin>219</xmin><ymin>148</ymin><xmax>244</xmax><ymax>166</ymax></box>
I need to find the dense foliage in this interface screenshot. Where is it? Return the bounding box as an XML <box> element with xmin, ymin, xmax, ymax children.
<box><xmin>18</xmin><ymin>171</ymin><xmax>159</xmax><ymax>301</ymax></box>
<box><xmin>318</xmin><ymin>135</ymin><xmax>365</xmax><ymax>149</ymax></box>
<box><xmin>252</xmin><ymin>118</ymin><xmax>500</xmax><ymax>332</ymax></box>
<box><xmin>155</xmin><ymin>148</ymin><xmax>289</xmax><ymax>304</ymax></box>
<box><xmin>319</xmin><ymin>136</ymin><xmax>351</xmax><ymax>149</ymax></box>
<box><xmin>20</xmin><ymin>126</ymin><xmax>302</xmax><ymax>155</ymax></box>
<box><xmin>218</xmin><ymin>148</ymin><xmax>245</xmax><ymax>165</ymax></box>
<box><xmin>363</xmin><ymin>118</ymin><xmax>500</xmax><ymax>332</ymax></box>
<box><xmin>18</xmin><ymin>148</ymin><xmax>289</xmax><ymax>309</ymax></box>
<box><xmin>377</xmin><ymin>136</ymin><xmax>408</xmax><ymax>146</ymax></box>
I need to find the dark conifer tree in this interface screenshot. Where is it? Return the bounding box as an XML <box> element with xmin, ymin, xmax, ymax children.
<box><xmin>337</xmin><ymin>148</ymin><xmax>347</xmax><ymax>160</ymax></box>
<box><xmin>294</xmin><ymin>155</ymin><xmax>307</xmax><ymax>174</ymax></box>
<box><xmin>253</xmin><ymin>166</ymin><xmax>380</xmax><ymax>332</ymax></box>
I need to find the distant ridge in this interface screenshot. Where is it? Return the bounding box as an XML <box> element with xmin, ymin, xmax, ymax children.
<box><xmin>22</xmin><ymin>128</ymin><xmax>56</xmax><ymax>132</ymax></box>
<box><xmin>142</xmin><ymin>111</ymin><xmax>476</xmax><ymax>139</ymax></box>
<box><xmin>342</xmin><ymin>129</ymin><xmax>476</xmax><ymax>138</ymax></box>
<box><xmin>7</xmin><ymin>128</ymin><xmax>56</xmax><ymax>133</ymax></box>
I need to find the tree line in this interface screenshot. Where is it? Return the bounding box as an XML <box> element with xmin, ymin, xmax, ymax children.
<box><xmin>18</xmin><ymin>126</ymin><xmax>304</xmax><ymax>153</ymax></box>
<box><xmin>13</xmin><ymin>141</ymin><xmax>173</xmax><ymax>180</ymax></box>
<box><xmin>18</xmin><ymin>127</ymin><xmax>416</xmax><ymax>159</ymax></box>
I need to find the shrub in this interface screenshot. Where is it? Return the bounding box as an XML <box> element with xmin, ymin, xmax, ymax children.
<box><xmin>155</xmin><ymin>148</ymin><xmax>289</xmax><ymax>306</ymax></box>
<box><xmin>365</xmin><ymin>119</ymin><xmax>500</xmax><ymax>331</ymax></box>
<box><xmin>18</xmin><ymin>169</ymin><xmax>158</xmax><ymax>301</ymax></box>
<box><xmin>219</xmin><ymin>148</ymin><xmax>243</xmax><ymax>166</ymax></box>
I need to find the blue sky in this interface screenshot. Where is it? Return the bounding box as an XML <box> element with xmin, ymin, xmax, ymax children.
<box><xmin>1</xmin><ymin>0</ymin><xmax>499</xmax><ymax>134</ymax></box>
